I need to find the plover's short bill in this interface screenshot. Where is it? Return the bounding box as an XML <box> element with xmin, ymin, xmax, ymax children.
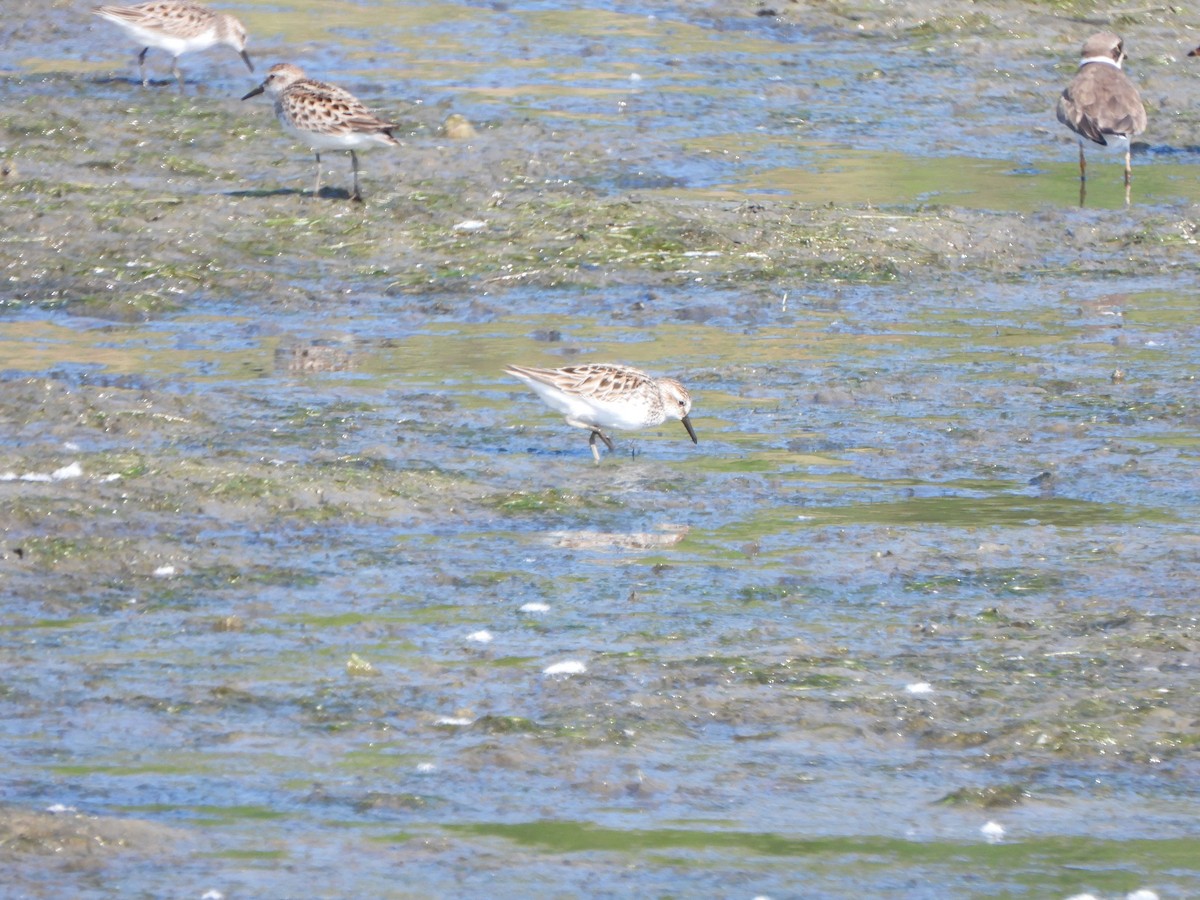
<box><xmin>92</xmin><ymin>1</ymin><xmax>253</xmax><ymax>90</ymax></box>
<box><xmin>504</xmin><ymin>363</ymin><xmax>698</xmax><ymax>463</ymax></box>
<box><xmin>242</xmin><ymin>63</ymin><xmax>400</xmax><ymax>203</ymax></box>
<box><xmin>1055</xmin><ymin>32</ymin><xmax>1146</xmax><ymax>187</ymax></box>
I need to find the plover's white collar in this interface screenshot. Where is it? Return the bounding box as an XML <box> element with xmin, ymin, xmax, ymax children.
<box><xmin>1079</xmin><ymin>55</ymin><xmax>1122</xmax><ymax>69</ymax></box>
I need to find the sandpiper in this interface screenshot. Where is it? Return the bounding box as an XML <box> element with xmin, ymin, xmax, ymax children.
<box><xmin>242</xmin><ymin>63</ymin><xmax>400</xmax><ymax>202</ymax></box>
<box><xmin>1055</xmin><ymin>32</ymin><xmax>1147</xmax><ymax>188</ymax></box>
<box><xmin>93</xmin><ymin>1</ymin><xmax>253</xmax><ymax>90</ymax></box>
<box><xmin>505</xmin><ymin>363</ymin><xmax>698</xmax><ymax>463</ymax></box>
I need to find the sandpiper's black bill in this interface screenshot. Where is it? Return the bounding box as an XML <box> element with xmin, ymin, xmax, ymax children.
<box><xmin>681</xmin><ymin>415</ymin><xmax>698</xmax><ymax>444</ymax></box>
<box><xmin>240</xmin><ymin>51</ymin><xmax>254</xmax><ymax>73</ymax></box>
<box><xmin>241</xmin><ymin>83</ymin><xmax>264</xmax><ymax>100</ymax></box>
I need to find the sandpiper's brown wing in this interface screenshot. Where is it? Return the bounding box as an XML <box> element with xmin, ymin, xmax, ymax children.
<box><xmin>282</xmin><ymin>78</ymin><xmax>399</xmax><ymax>139</ymax></box>
<box><xmin>504</xmin><ymin>364</ymin><xmax>654</xmax><ymax>404</ymax></box>
<box><xmin>93</xmin><ymin>2</ymin><xmax>216</xmax><ymax>39</ymax></box>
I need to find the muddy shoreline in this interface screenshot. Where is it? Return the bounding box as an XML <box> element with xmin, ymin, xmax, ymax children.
<box><xmin>2</xmin><ymin>0</ymin><xmax>1198</xmax><ymax>896</ymax></box>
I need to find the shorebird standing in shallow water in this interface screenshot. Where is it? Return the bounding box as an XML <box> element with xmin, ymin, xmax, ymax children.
<box><xmin>242</xmin><ymin>63</ymin><xmax>400</xmax><ymax>202</ymax></box>
<box><xmin>92</xmin><ymin>1</ymin><xmax>253</xmax><ymax>90</ymax></box>
<box><xmin>1055</xmin><ymin>32</ymin><xmax>1146</xmax><ymax>203</ymax></box>
<box><xmin>505</xmin><ymin>363</ymin><xmax>698</xmax><ymax>463</ymax></box>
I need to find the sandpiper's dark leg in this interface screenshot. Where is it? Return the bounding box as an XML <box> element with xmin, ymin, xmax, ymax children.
<box><xmin>1123</xmin><ymin>149</ymin><xmax>1132</xmax><ymax>188</ymax></box>
<box><xmin>171</xmin><ymin>55</ymin><xmax>184</xmax><ymax>92</ymax></box>
<box><xmin>312</xmin><ymin>152</ymin><xmax>322</xmax><ymax>198</ymax></box>
<box><xmin>350</xmin><ymin>150</ymin><xmax>363</xmax><ymax>203</ymax></box>
<box><xmin>587</xmin><ymin>429</ymin><xmax>615</xmax><ymax>463</ymax></box>
<box><xmin>138</xmin><ymin>47</ymin><xmax>149</xmax><ymax>87</ymax></box>
<box><xmin>1078</xmin><ymin>144</ymin><xmax>1086</xmax><ymax>182</ymax></box>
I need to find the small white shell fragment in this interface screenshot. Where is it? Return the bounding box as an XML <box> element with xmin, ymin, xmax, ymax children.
<box><xmin>466</xmin><ymin>630</ymin><xmax>493</xmax><ymax>643</ymax></box>
<box><xmin>345</xmin><ymin>653</ymin><xmax>377</xmax><ymax>676</ymax></box>
<box><xmin>980</xmin><ymin>821</ymin><xmax>1005</xmax><ymax>842</ymax></box>
<box><xmin>153</xmin><ymin>565</ymin><xmax>176</xmax><ymax>578</ymax></box>
<box><xmin>452</xmin><ymin>219</ymin><xmax>487</xmax><ymax>232</ymax></box>
<box><xmin>434</xmin><ymin>716</ymin><xmax>473</xmax><ymax>726</ymax></box>
<box><xmin>519</xmin><ymin>602</ymin><xmax>550</xmax><ymax>613</ymax></box>
<box><xmin>905</xmin><ymin>682</ymin><xmax>933</xmax><ymax>695</ymax></box>
<box><xmin>543</xmin><ymin>660</ymin><xmax>586</xmax><ymax>676</ymax></box>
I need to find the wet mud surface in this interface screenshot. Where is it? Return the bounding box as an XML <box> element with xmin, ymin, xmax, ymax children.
<box><xmin>2</xmin><ymin>0</ymin><xmax>1199</xmax><ymax>896</ymax></box>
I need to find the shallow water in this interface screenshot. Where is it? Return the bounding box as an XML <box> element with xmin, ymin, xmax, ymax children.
<box><xmin>2</xmin><ymin>0</ymin><xmax>1200</xmax><ymax>897</ymax></box>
